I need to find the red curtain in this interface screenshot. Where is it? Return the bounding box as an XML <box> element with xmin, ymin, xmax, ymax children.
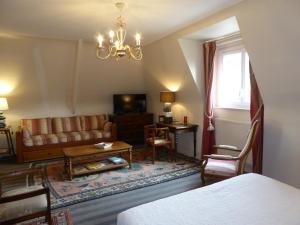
<box><xmin>249</xmin><ymin>63</ymin><xmax>264</xmax><ymax>174</ymax></box>
<box><xmin>201</xmin><ymin>41</ymin><xmax>217</xmax><ymax>158</ymax></box>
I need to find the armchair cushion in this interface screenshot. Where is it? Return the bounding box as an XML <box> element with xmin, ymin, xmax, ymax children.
<box><xmin>204</xmin><ymin>158</ymin><xmax>238</xmax><ymax>177</ymax></box>
<box><xmin>0</xmin><ymin>185</ymin><xmax>47</xmax><ymax>222</ymax></box>
<box><xmin>146</xmin><ymin>137</ymin><xmax>170</xmax><ymax>145</ymax></box>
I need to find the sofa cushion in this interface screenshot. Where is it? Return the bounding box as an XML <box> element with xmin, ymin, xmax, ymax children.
<box><xmin>79</xmin><ymin>130</ymin><xmax>107</xmax><ymax>140</ymax></box>
<box><xmin>0</xmin><ymin>185</ymin><xmax>47</xmax><ymax>222</ymax></box>
<box><xmin>80</xmin><ymin>115</ymin><xmax>107</xmax><ymax>131</ymax></box>
<box><xmin>56</xmin><ymin>132</ymin><xmax>82</xmax><ymax>143</ymax></box>
<box><xmin>21</xmin><ymin>118</ymin><xmax>52</xmax><ymax>136</ymax></box>
<box><xmin>52</xmin><ymin>116</ymin><xmax>82</xmax><ymax>133</ymax></box>
<box><xmin>23</xmin><ymin>130</ymin><xmax>112</xmax><ymax>146</ymax></box>
<box><xmin>23</xmin><ymin>134</ymin><xmax>59</xmax><ymax>146</ymax></box>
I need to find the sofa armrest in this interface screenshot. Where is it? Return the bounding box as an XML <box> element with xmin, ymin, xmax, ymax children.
<box><xmin>103</xmin><ymin>121</ymin><xmax>112</xmax><ymax>132</ymax></box>
<box><xmin>15</xmin><ymin>128</ymin><xmax>24</xmax><ymax>163</ymax></box>
<box><xmin>103</xmin><ymin>121</ymin><xmax>117</xmax><ymax>141</ymax></box>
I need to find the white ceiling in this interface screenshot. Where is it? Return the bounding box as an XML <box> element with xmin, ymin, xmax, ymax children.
<box><xmin>0</xmin><ymin>0</ymin><xmax>244</xmax><ymax>45</ymax></box>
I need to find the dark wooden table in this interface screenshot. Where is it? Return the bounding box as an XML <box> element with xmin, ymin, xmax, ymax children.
<box><xmin>157</xmin><ymin>123</ymin><xmax>198</xmax><ymax>158</ymax></box>
<box><xmin>63</xmin><ymin>141</ymin><xmax>132</xmax><ymax>180</ymax></box>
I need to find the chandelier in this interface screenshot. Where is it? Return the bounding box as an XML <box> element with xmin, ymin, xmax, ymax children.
<box><xmin>95</xmin><ymin>2</ymin><xmax>142</xmax><ymax>60</ymax></box>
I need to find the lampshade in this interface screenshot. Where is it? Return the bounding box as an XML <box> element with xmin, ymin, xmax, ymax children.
<box><xmin>160</xmin><ymin>91</ymin><xmax>176</xmax><ymax>103</ymax></box>
<box><xmin>0</xmin><ymin>98</ymin><xmax>8</xmax><ymax>111</ymax></box>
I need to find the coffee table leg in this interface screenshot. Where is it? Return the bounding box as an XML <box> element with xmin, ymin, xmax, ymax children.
<box><xmin>129</xmin><ymin>147</ymin><xmax>132</xmax><ymax>169</ymax></box>
<box><xmin>68</xmin><ymin>158</ymin><xmax>73</xmax><ymax>180</ymax></box>
<box><xmin>64</xmin><ymin>156</ymin><xmax>67</xmax><ymax>173</ymax></box>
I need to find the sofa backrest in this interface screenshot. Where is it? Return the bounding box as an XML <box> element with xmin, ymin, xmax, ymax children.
<box><xmin>52</xmin><ymin>116</ymin><xmax>82</xmax><ymax>133</ymax></box>
<box><xmin>21</xmin><ymin>118</ymin><xmax>52</xmax><ymax>136</ymax></box>
<box><xmin>21</xmin><ymin>114</ymin><xmax>109</xmax><ymax>136</ymax></box>
<box><xmin>80</xmin><ymin>115</ymin><xmax>107</xmax><ymax>131</ymax></box>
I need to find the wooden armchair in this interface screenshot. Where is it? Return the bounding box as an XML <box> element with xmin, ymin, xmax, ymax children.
<box><xmin>201</xmin><ymin>120</ymin><xmax>260</xmax><ymax>184</ymax></box>
<box><xmin>144</xmin><ymin>125</ymin><xmax>173</xmax><ymax>164</ymax></box>
<box><xmin>0</xmin><ymin>167</ymin><xmax>51</xmax><ymax>225</ymax></box>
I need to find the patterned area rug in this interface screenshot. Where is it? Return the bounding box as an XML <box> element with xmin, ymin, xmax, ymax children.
<box><xmin>17</xmin><ymin>209</ymin><xmax>72</xmax><ymax>225</ymax></box>
<box><xmin>32</xmin><ymin>159</ymin><xmax>200</xmax><ymax>209</ymax></box>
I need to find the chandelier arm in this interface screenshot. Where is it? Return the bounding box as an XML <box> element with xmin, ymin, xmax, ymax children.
<box><xmin>96</xmin><ymin>45</ymin><xmax>115</xmax><ymax>59</ymax></box>
<box><xmin>125</xmin><ymin>45</ymin><xmax>142</xmax><ymax>61</ymax></box>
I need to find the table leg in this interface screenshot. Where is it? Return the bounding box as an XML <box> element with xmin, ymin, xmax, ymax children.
<box><xmin>64</xmin><ymin>156</ymin><xmax>68</xmax><ymax>174</ymax></box>
<box><xmin>174</xmin><ymin>132</ymin><xmax>178</xmax><ymax>161</ymax></box>
<box><xmin>129</xmin><ymin>147</ymin><xmax>132</xmax><ymax>169</ymax></box>
<box><xmin>4</xmin><ymin>130</ymin><xmax>10</xmax><ymax>155</ymax></box>
<box><xmin>68</xmin><ymin>158</ymin><xmax>73</xmax><ymax>180</ymax></box>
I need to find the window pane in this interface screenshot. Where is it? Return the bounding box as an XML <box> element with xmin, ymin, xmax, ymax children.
<box><xmin>217</xmin><ymin>52</ymin><xmax>242</xmax><ymax>107</ymax></box>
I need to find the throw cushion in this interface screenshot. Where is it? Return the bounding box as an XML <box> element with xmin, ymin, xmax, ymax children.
<box><xmin>52</xmin><ymin>117</ymin><xmax>82</xmax><ymax>133</ymax></box>
<box><xmin>80</xmin><ymin>115</ymin><xmax>107</xmax><ymax>131</ymax></box>
<box><xmin>21</xmin><ymin>118</ymin><xmax>52</xmax><ymax>136</ymax></box>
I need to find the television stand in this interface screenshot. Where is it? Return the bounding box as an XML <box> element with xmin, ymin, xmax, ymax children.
<box><xmin>109</xmin><ymin>113</ymin><xmax>153</xmax><ymax>145</ymax></box>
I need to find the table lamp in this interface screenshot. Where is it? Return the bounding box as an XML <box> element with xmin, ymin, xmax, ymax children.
<box><xmin>0</xmin><ymin>97</ymin><xmax>8</xmax><ymax>128</ymax></box>
<box><xmin>160</xmin><ymin>91</ymin><xmax>176</xmax><ymax>124</ymax></box>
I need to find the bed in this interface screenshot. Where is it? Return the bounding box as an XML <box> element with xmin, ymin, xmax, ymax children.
<box><xmin>117</xmin><ymin>173</ymin><xmax>300</xmax><ymax>225</ymax></box>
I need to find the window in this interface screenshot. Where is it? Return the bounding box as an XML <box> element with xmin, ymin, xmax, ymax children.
<box><xmin>214</xmin><ymin>42</ymin><xmax>250</xmax><ymax>109</ymax></box>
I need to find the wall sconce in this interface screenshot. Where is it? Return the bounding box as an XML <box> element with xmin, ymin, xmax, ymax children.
<box><xmin>0</xmin><ymin>97</ymin><xmax>9</xmax><ymax>128</ymax></box>
<box><xmin>160</xmin><ymin>91</ymin><xmax>176</xmax><ymax>124</ymax></box>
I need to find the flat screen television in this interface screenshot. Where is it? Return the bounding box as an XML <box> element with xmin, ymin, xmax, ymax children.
<box><xmin>113</xmin><ymin>94</ymin><xmax>147</xmax><ymax>114</ymax></box>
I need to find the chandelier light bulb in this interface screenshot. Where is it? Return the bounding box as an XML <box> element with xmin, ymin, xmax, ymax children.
<box><xmin>135</xmin><ymin>33</ymin><xmax>141</xmax><ymax>46</ymax></box>
<box><xmin>109</xmin><ymin>30</ymin><xmax>115</xmax><ymax>43</ymax></box>
<box><xmin>97</xmin><ymin>35</ymin><xmax>104</xmax><ymax>47</ymax></box>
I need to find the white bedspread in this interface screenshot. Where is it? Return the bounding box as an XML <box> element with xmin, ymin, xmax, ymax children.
<box><xmin>117</xmin><ymin>173</ymin><xmax>300</xmax><ymax>225</ymax></box>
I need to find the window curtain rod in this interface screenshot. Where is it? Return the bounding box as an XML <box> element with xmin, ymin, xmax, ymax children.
<box><xmin>204</xmin><ymin>32</ymin><xmax>241</xmax><ymax>43</ymax></box>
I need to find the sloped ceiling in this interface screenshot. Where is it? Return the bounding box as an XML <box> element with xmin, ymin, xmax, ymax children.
<box><xmin>0</xmin><ymin>0</ymin><xmax>243</xmax><ymax>44</ymax></box>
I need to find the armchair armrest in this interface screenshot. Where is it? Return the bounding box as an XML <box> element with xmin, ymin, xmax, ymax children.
<box><xmin>0</xmin><ymin>167</ymin><xmax>47</xmax><ymax>196</ymax></box>
<box><xmin>0</xmin><ymin>187</ymin><xmax>49</xmax><ymax>204</ymax></box>
<box><xmin>203</xmin><ymin>154</ymin><xmax>240</xmax><ymax>161</ymax></box>
<box><xmin>213</xmin><ymin>145</ymin><xmax>241</xmax><ymax>152</ymax></box>
<box><xmin>0</xmin><ymin>167</ymin><xmax>45</xmax><ymax>180</ymax></box>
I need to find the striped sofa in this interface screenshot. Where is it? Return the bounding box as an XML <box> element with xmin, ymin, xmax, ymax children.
<box><xmin>16</xmin><ymin>115</ymin><xmax>117</xmax><ymax>162</ymax></box>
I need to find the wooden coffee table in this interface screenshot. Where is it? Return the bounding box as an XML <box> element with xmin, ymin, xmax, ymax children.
<box><xmin>63</xmin><ymin>141</ymin><xmax>132</xmax><ymax>180</ymax></box>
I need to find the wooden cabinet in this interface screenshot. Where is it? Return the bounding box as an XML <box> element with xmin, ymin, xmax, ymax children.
<box><xmin>110</xmin><ymin>113</ymin><xmax>153</xmax><ymax>144</ymax></box>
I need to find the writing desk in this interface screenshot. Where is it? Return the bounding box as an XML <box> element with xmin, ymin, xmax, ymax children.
<box><xmin>157</xmin><ymin>123</ymin><xmax>198</xmax><ymax>158</ymax></box>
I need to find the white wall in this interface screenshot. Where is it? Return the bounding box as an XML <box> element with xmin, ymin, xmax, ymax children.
<box><xmin>142</xmin><ymin>0</ymin><xmax>300</xmax><ymax>187</ymax></box>
<box><xmin>0</xmin><ymin>36</ymin><xmax>143</xmax><ymax>148</ymax></box>
<box><xmin>143</xmin><ymin>37</ymin><xmax>204</xmax><ymax>157</ymax></box>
